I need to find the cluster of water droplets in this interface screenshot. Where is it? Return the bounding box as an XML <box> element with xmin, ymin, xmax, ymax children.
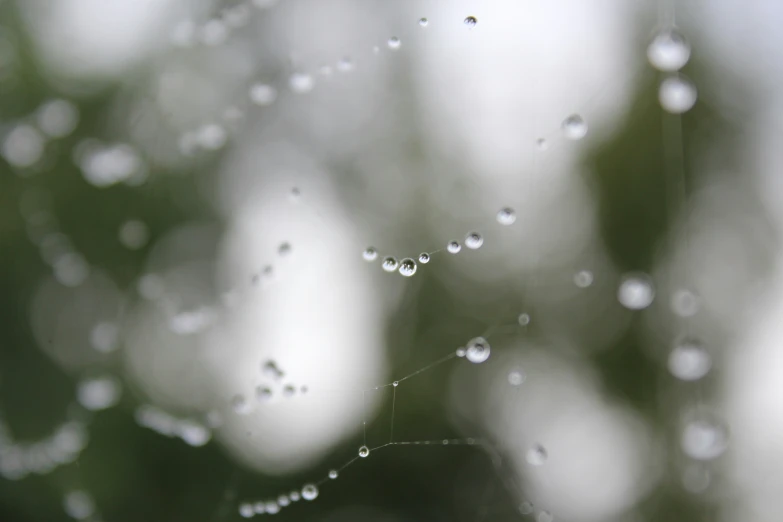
<box><xmin>18</xmin><ymin>190</ymin><xmax>91</xmax><ymax>287</ymax></box>
<box><xmin>647</xmin><ymin>28</ymin><xmax>697</xmax><ymax>114</ymax></box>
<box><xmin>0</xmin><ymin>414</ymin><xmax>89</xmax><ymax>481</ymax></box>
<box><xmin>1</xmin><ymin>99</ymin><xmax>79</xmax><ymax>172</ymax></box>
<box><xmin>134</xmin><ymin>405</ymin><xmax>212</xmax><ymax>447</ymax></box>
<box><xmin>238</xmin><ymin>483</ymin><xmax>318</xmax><ymax>518</ymax></box>
<box><xmin>228</xmin><ymin>359</ymin><xmax>310</xmax><ymax>415</ymax></box>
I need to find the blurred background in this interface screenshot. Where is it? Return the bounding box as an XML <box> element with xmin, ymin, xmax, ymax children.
<box><xmin>1</xmin><ymin>0</ymin><xmax>783</xmax><ymax>521</ymax></box>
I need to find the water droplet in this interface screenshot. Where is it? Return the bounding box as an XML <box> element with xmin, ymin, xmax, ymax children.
<box><xmin>328</xmin><ymin>469</ymin><xmax>338</xmax><ymax>479</ymax></box>
<box><xmin>363</xmin><ymin>247</ymin><xmax>378</xmax><ymax>261</ymax></box>
<box><xmin>526</xmin><ymin>444</ymin><xmax>548</xmax><ymax>466</ymax></box>
<box><xmin>77</xmin><ymin>376</ymin><xmax>122</xmax><ymax>411</ymax></box>
<box><xmin>277</xmin><ymin>495</ymin><xmax>290</xmax><ymax>507</ymax></box>
<box><xmin>668</xmin><ymin>337</ymin><xmax>711</xmax><ymax>381</ymax></box>
<box><xmin>387</xmin><ymin>36</ymin><xmax>401</xmax><ymax>50</ymax></box>
<box><xmin>372</xmin><ymin>46</ymin><xmax>380</xmax><ymax>55</ymax></box>
<box><xmin>419</xmin><ymin>18</ymin><xmax>429</xmax><ymax>27</ymax></box>
<box><xmin>262</xmin><ymin>360</ymin><xmax>285</xmax><ymax>380</ymax></box>
<box><xmin>197</xmin><ymin>124</ymin><xmax>227</xmax><ymax>150</ymax></box>
<box><xmin>682</xmin><ymin>463</ymin><xmax>711</xmax><ymax>494</ymax></box>
<box><xmin>681</xmin><ymin>416</ymin><xmax>729</xmax><ymax>461</ymax></box>
<box><xmin>358</xmin><ymin>445</ymin><xmax>370</xmax><ymax>457</ymax></box>
<box><xmin>536</xmin><ymin>138</ymin><xmax>549</xmax><ymax>151</ymax></box>
<box><xmin>496</xmin><ymin>207</ymin><xmax>517</xmax><ymax>226</ymax></box>
<box><xmin>249</xmin><ymin>83</ymin><xmax>277</xmax><ymax>106</ymax></box>
<box><xmin>508</xmin><ymin>369</ymin><xmax>526</xmax><ymax>386</ymax></box>
<box><xmin>671</xmin><ymin>289</ymin><xmax>700</xmax><ymax>317</ymax></box>
<box><xmin>37</xmin><ymin>99</ymin><xmax>79</xmax><ymax>139</ymax></box>
<box><xmin>382</xmin><ymin>256</ymin><xmax>399</xmax><ymax>272</ymax></box>
<box><xmin>283</xmin><ymin>384</ymin><xmax>296</xmax><ymax>397</ymax></box>
<box><xmin>118</xmin><ymin>219</ymin><xmax>149</xmax><ymax>250</ymax></box>
<box><xmin>466</xmin><ymin>337</ymin><xmax>491</xmax><ymax>364</ymax></box>
<box><xmin>398</xmin><ymin>258</ymin><xmax>417</xmax><ymax>277</ymax></box>
<box><xmin>447</xmin><ymin>241</ymin><xmax>461</xmax><ymax>254</ymax></box>
<box><xmin>617</xmin><ymin>273</ymin><xmax>655</xmax><ymax>310</ymax></box>
<box><xmin>90</xmin><ymin>321</ymin><xmax>119</xmax><ymax>353</ymax></box>
<box><xmin>456</xmin><ymin>347</ymin><xmax>466</xmax><ymax>357</ymax></box>
<box><xmin>647</xmin><ymin>28</ymin><xmax>691</xmax><ymax>72</ymax></box>
<box><xmin>393</xmin><ymin>381</ymin><xmax>399</xmax><ymax>387</ymax></box>
<box><xmin>289</xmin><ymin>490</ymin><xmax>300</xmax><ymax>502</ymax></box>
<box><xmin>200</xmin><ymin>19</ymin><xmax>228</xmax><ymax>46</ymax></box>
<box><xmin>278</xmin><ymin>242</ymin><xmax>291</xmax><ymax>256</ymax></box>
<box><xmin>301</xmin><ymin>484</ymin><xmax>318</xmax><ymax>501</ymax></box>
<box><xmin>573</xmin><ymin>270</ymin><xmax>594</xmax><ymax>288</ymax></box>
<box><xmin>537</xmin><ymin>510</ymin><xmax>554</xmax><ymax>522</ymax></box>
<box><xmin>239</xmin><ymin>503</ymin><xmax>254</xmax><ymax>518</ymax></box>
<box><xmin>289</xmin><ymin>72</ymin><xmax>314</xmax><ymax>93</ymax></box>
<box><xmin>253</xmin><ymin>501</ymin><xmax>265</xmax><ymax>514</ymax></box>
<box><xmin>464</xmin><ymin>16</ymin><xmax>477</xmax><ymax>28</ymax></box>
<box><xmin>659</xmin><ymin>74</ymin><xmax>697</xmax><ymax>114</ymax></box>
<box><xmin>63</xmin><ymin>491</ymin><xmax>95</xmax><ymax>520</ymax></box>
<box><xmin>418</xmin><ymin>252</ymin><xmax>430</xmax><ymax>264</ymax></box>
<box><xmin>518</xmin><ymin>501</ymin><xmax>534</xmax><ymax>515</ymax></box>
<box><xmin>337</xmin><ymin>57</ymin><xmax>354</xmax><ymax>72</ymax></box>
<box><xmin>290</xmin><ymin>187</ymin><xmax>301</xmax><ymax>200</ymax></box>
<box><xmin>319</xmin><ymin>65</ymin><xmax>333</xmax><ymax>75</ymax></box>
<box><xmin>518</xmin><ymin>313</ymin><xmax>531</xmax><ymax>326</ymax></box>
<box><xmin>265</xmin><ymin>501</ymin><xmax>280</xmax><ymax>514</ymax></box>
<box><xmin>2</xmin><ymin>124</ymin><xmax>45</xmax><ymax>168</ymax></box>
<box><xmin>231</xmin><ymin>394</ymin><xmax>252</xmax><ymax>414</ymax></box>
<box><xmin>561</xmin><ymin>114</ymin><xmax>588</xmax><ymax>140</ymax></box>
<box><xmin>465</xmin><ymin>232</ymin><xmax>484</xmax><ymax>249</ymax></box>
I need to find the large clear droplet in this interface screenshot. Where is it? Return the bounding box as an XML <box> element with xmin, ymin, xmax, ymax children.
<box><xmin>387</xmin><ymin>36</ymin><xmax>401</xmax><ymax>50</ymax></box>
<box><xmin>496</xmin><ymin>207</ymin><xmax>517</xmax><ymax>225</ymax></box>
<box><xmin>681</xmin><ymin>415</ymin><xmax>729</xmax><ymax>461</ymax></box>
<box><xmin>382</xmin><ymin>256</ymin><xmax>399</xmax><ymax>272</ymax></box>
<box><xmin>447</xmin><ymin>241</ymin><xmax>461</xmax><ymax>254</ymax></box>
<box><xmin>668</xmin><ymin>337</ymin><xmax>711</xmax><ymax>381</ymax></box>
<box><xmin>419</xmin><ymin>18</ymin><xmax>429</xmax><ymax>27</ymax></box>
<box><xmin>363</xmin><ymin>247</ymin><xmax>378</xmax><ymax>261</ymax></box>
<box><xmin>418</xmin><ymin>252</ymin><xmax>430</xmax><ymax>264</ymax></box>
<box><xmin>466</xmin><ymin>336</ymin><xmax>491</xmax><ymax>364</ymax></box>
<box><xmin>301</xmin><ymin>484</ymin><xmax>318</xmax><ymax>501</ymax></box>
<box><xmin>464</xmin><ymin>16</ymin><xmax>477</xmax><ymax>28</ymax></box>
<box><xmin>358</xmin><ymin>445</ymin><xmax>370</xmax><ymax>457</ymax></box>
<box><xmin>526</xmin><ymin>443</ymin><xmax>548</xmax><ymax>466</ymax></box>
<box><xmin>328</xmin><ymin>469</ymin><xmax>338</xmax><ymax>479</ymax></box>
<box><xmin>464</xmin><ymin>232</ymin><xmax>484</xmax><ymax>249</ymax></box>
<box><xmin>561</xmin><ymin>114</ymin><xmax>588</xmax><ymax>140</ymax></box>
<box><xmin>659</xmin><ymin>74</ymin><xmax>697</xmax><ymax>114</ymax></box>
<box><xmin>647</xmin><ymin>28</ymin><xmax>691</xmax><ymax>72</ymax></box>
<box><xmin>398</xmin><ymin>258</ymin><xmax>417</xmax><ymax>277</ymax></box>
<box><xmin>518</xmin><ymin>313</ymin><xmax>531</xmax><ymax>326</ymax></box>
<box><xmin>617</xmin><ymin>273</ymin><xmax>655</xmax><ymax>310</ymax></box>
